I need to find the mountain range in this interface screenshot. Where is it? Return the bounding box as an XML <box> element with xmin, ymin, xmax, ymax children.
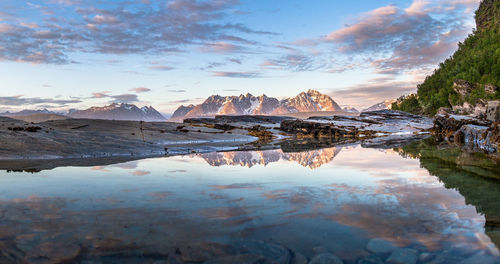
<box><xmin>67</xmin><ymin>103</ymin><xmax>166</xmax><ymax>121</ymax></box>
<box><xmin>171</xmin><ymin>89</ymin><xmax>343</xmax><ymax>121</ymax></box>
<box><xmin>362</xmin><ymin>99</ymin><xmax>396</xmax><ymax>112</ymax></box>
<box><xmin>1</xmin><ymin>91</ymin><xmax>397</xmax><ymax>123</ymax></box>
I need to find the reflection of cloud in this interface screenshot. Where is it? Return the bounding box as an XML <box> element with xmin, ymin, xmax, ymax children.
<box><xmin>210</xmin><ymin>183</ymin><xmax>263</xmax><ymax>190</ymax></box>
<box><xmin>131</xmin><ymin>170</ymin><xmax>150</xmax><ymax>176</ymax></box>
<box><xmin>91</xmin><ymin>166</ymin><xmax>111</xmax><ymax>172</ymax></box>
<box><xmin>198</xmin><ymin>206</ymin><xmax>248</xmax><ymax>220</ymax></box>
<box><xmin>148</xmin><ymin>191</ymin><xmax>172</xmax><ymax>202</ymax></box>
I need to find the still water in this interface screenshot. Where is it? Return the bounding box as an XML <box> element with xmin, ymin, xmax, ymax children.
<box><xmin>0</xmin><ymin>141</ymin><xmax>499</xmax><ymax>263</ymax></box>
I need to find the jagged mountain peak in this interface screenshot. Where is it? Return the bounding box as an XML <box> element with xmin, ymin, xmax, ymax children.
<box><xmin>169</xmin><ymin>90</ymin><xmax>343</xmax><ymax>121</ymax></box>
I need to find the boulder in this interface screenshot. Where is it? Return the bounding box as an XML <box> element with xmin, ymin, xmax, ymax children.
<box><xmin>485</xmin><ymin>84</ymin><xmax>499</xmax><ymax>94</ymax></box>
<box><xmin>365</xmin><ymin>238</ymin><xmax>396</xmax><ymax>254</ymax></box>
<box><xmin>436</xmin><ymin>107</ymin><xmax>453</xmax><ymax>115</ymax></box>
<box><xmin>308</xmin><ymin>253</ymin><xmax>344</xmax><ymax>264</ymax></box>
<box><xmin>486</xmin><ymin>100</ymin><xmax>500</xmax><ymax>122</ymax></box>
<box><xmin>453</xmin><ymin>79</ymin><xmax>474</xmax><ymax>98</ymax></box>
<box><xmin>385</xmin><ymin>248</ymin><xmax>418</xmax><ymax>264</ymax></box>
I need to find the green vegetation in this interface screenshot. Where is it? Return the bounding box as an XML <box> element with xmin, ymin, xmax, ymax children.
<box><xmin>393</xmin><ymin>0</ymin><xmax>500</xmax><ymax>115</ymax></box>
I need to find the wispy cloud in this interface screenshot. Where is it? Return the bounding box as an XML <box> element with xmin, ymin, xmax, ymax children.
<box><xmin>212</xmin><ymin>71</ymin><xmax>261</xmax><ymax>78</ymax></box>
<box><xmin>92</xmin><ymin>91</ymin><xmax>111</xmax><ymax>98</ymax></box>
<box><xmin>322</xmin><ymin>0</ymin><xmax>479</xmax><ymax>74</ymax></box>
<box><xmin>110</xmin><ymin>93</ymin><xmax>138</xmax><ymax>103</ymax></box>
<box><xmin>129</xmin><ymin>87</ymin><xmax>151</xmax><ymax>93</ymax></box>
<box><xmin>0</xmin><ymin>0</ymin><xmax>272</xmax><ymax>64</ymax></box>
<box><xmin>167</xmin><ymin>89</ymin><xmax>187</xmax><ymax>93</ymax></box>
<box><xmin>0</xmin><ymin>95</ymin><xmax>81</xmax><ymax>106</ymax></box>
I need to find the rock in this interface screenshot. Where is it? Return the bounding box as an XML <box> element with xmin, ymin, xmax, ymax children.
<box><xmin>485</xmin><ymin>84</ymin><xmax>499</xmax><ymax>94</ymax></box>
<box><xmin>365</xmin><ymin>238</ymin><xmax>396</xmax><ymax>254</ymax></box>
<box><xmin>27</xmin><ymin>242</ymin><xmax>81</xmax><ymax>264</ymax></box>
<box><xmin>486</xmin><ymin>100</ymin><xmax>500</xmax><ymax>122</ymax></box>
<box><xmin>308</xmin><ymin>253</ymin><xmax>343</xmax><ymax>264</ymax></box>
<box><xmin>356</xmin><ymin>255</ymin><xmax>383</xmax><ymax>264</ymax></box>
<box><xmin>453</xmin><ymin>79</ymin><xmax>474</xmax><ymax>98</ymax></box>
<box><xmin>433</xmin><ymin>114</ymin><xmax>490</xmax><ymax>140</ymax></box>
<box><xmin>177</xmin><ymin>242</ymin><xmax>235</xmax><ymax>262</ymax></box>
<box><xmin>292</xmin><ymin>252</ymin><xmax>308</xmax><ymax>264</ymax></box>
<box><xmin>203</xmin><ymin>254</ymin><xmax>266</xmax><ymax>264</ymax></box>
<box><xmin>426</xmin><ymin>253</ymin><xmax>465</xmax><ymax>264</ymax></box>
<box><xmin>232</xmin><ymin>240</ymin><xmax>292</xmax><ymax>264</ymax></box>
<box><xmin>453</xmin><ymin>102</ymin><xmax>474</xmax><ymax>115</ymax></box>
<box><xmin>418</xmin><ymin>252</ymin><xmax>436</xmax><ymax>263</ymax></box>
<box><xmin>437</xmin><ymin>107</ymin><xmax>453</xmax><ymax>115</ymax></box>
<box><xmin>385</xmin><ymin>248</ymin><xmax>418</xmax><ymax>264</ymax></box>
<box><xmin>457</xmin><ymin>252</ymin><xmax>498</xmax><ymax>264</ymax></box>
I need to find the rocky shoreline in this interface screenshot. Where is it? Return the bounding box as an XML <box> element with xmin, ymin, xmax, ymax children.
<box><xmin>433</xmin><ymin>113</ymin><xmax>499</xmax><ymax>154</ymax></box>
<box><xmin>1</xmin><ymin>107</ymin><xmax>499</xmax><ymax>169</ymax></box>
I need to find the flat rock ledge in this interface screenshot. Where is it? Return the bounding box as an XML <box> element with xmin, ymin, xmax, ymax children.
<box><xmin>280</xmin><ymin>110</ymin><xmax>432</xmax><ymax>140</ymax></box>
<box><xmin>433</xmin><ymin>114</ymin><xmax>499</xmax><ymax>153</ymax></box>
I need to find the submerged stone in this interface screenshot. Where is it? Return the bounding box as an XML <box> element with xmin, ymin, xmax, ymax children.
<box><xmin>308</xmin><ymin>253</ymin><xmax>344</xmax><ymax>264</ymax></box>
<box><xmin>365</xmin><ymin>238</ymin><xmax>396</xmax><ymax>254</ymax></box>
<box><xmin>385</xmin><ymin>248</ymin><xmax>418</xmax><ymax>264</ymax></box>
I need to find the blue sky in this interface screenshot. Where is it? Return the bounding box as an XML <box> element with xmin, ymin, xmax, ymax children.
<box><xmin>0</xmin><ymin>0</ymin><xmax>480</xmax><ymax>113</ymax></box>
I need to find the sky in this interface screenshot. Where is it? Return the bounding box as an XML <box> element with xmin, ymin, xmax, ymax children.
<box><xmin>0</xmin><ymin>0</ymin><xmax>481</xmax><ymax>114</ymax></box>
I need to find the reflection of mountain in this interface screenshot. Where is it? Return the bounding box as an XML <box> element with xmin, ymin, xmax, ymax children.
<box><xmin>396</xmin><ymin>138</ymin><xmax>500</xmax><ymax>248</ymax></box>
<box><xmin>198</xmin><ymin>147</ymin><xmax>342</xmax><ymax>169</ymax></box>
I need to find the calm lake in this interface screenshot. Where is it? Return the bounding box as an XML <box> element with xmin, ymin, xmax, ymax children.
<box><xmin>0</xmin><ymin>140</ymin><xmax>499</xmax><ymax>263</ymax></box>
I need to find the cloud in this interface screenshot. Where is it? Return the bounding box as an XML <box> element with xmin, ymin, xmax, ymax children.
<box><xmin>329</xmin><ymin>79</ymin><xmax>418</xmax><ymax>109</ymax></box>
<box><xmin>321</xmin><ymin>0</ymin><xmax>479</xmax><ymax>74</ymax></box>
<box><xmin>92</xmin><ymin>91</ymin><xmax>111</xmax><ymax>98</ymax></box>
<box><xmin>212</xmin><ymin>71</ymin><xmax>261</xmax><ymax>78</ymax></box>
<box><xmin>228</xmin><ymin>58</ymin><xmax>242</xmax><ymax>64</ymax></box>
<box><xmin>148</xmin><ymin>65</ymin><xmax>175</xmax><ymax>71</ymax></box>
<box><xmin>110</xmin><ymin>93</ymin><xmax>138</xmax><ymax>103</ymax></box>
<box><xmin>129</xmin><ymin>87</ymin><xmax>151</xmax><ymax>93</ymax></box>
<box><xmin>167</xmin><ymin>89</ymin><xmax>187</xmax><ymax>93</ymax></box>
<box><xmin>0</xmin><ymin>95</ymin><xmax>81</xmax><ymax>106</ymax></box>
<box><xmin>199</xmin><ymin>42</ymin><xmax>243</xmax><ymax>53</ymax></box>
<box><xmin>262</xmin><ymin>54</ymin><xmax>322</xmax><ymax>72</ymax></box>
<box><xmin>0</xmin><ymin>0</ymin><xmax>272</xmax><ymax>64</ymax></box>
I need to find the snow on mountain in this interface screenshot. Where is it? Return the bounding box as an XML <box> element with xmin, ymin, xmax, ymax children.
<box><xmin>68</xmin><ymin>103</ymin><xmax>166</xmax><ymax>121</ymax></box>
<box><xmin>1</xmin><ymin>108</ymin><xmax>56</xmax><ymax>116</ymax></box>
<box><xmin>362</xmin><ymin>99</ymin><xmax>396</xmax><ymax>112</ymax></box>
<box><xmin>342</xmin><ymin>107</ymin><xmax>359</xmax><ymax>113</ymax></box>
<box><xmin>170</xmin><ymin>90</ymin><xmax>342</xmax><ymax>121</ymax></box>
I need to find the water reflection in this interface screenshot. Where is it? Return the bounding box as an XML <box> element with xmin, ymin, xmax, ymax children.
<box><xmin>198</xmin><ymin>147</ymin><xmax>341</xmax><ymax>169</ymax></box>
<box><xmin>0</xmin><ymin>142</ymin><xmax>499</xmax><ymax>263</ymax></box>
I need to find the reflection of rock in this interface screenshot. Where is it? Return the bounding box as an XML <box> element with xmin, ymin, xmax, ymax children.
<box><xmin>396</xmin><ymin>138</ymin><xmax>500</xmax><ymax>248</ymax></box>
<box><xmin>199</xmin><ymin>147</ymin><xmax>341</xmax><ymax>169</ymax></box>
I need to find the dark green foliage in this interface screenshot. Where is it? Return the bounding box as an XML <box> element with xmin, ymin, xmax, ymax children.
<box><xmin>391</xmin><ymin>94</ymin><xmax>422</xmax><ymax>114</ymax></box>
<box><xmin>395</xmin><ymin>0</ymin><xmax>500</xmax><ymax>116</ymax></box>
<box><xmin>416</xmin><ymin>28</ymin><xmax>500</xmax><ymax>115</ymax></box>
